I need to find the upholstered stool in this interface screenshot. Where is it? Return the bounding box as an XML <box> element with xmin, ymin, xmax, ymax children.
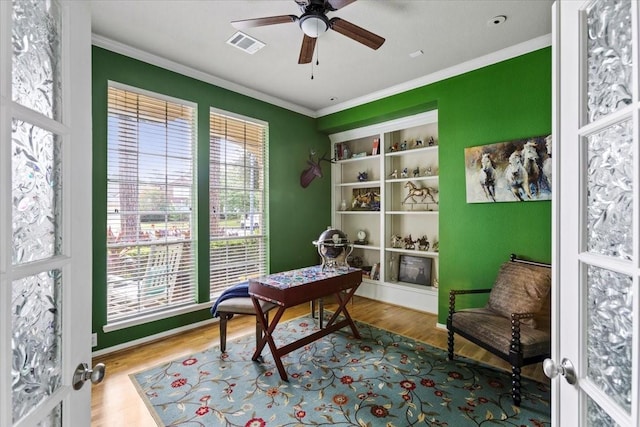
<box><xmin>216</xmin><ymin>297</ymin><xmax>277</xmax><ymax>352</ymax></box>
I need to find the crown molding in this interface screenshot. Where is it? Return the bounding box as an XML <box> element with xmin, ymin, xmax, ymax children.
<box><xmin>91</xmin><ymin>34</ymin><xmax>317</xmax><ymax>118</ymax></box>
<box><xmin>93</xmin><ymin>33</ymin><xmax>551</xmax><ymax>120</ymax></box>
<box><xmin>315</xmin><ymin>33</ymin><xmax>552</xmax><ymax>117</ymax></box>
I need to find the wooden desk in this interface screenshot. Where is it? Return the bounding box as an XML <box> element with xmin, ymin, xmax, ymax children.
<box><xmin>249</xmin><ymin>265</ymin><xmax>362</xmax><ymax>381</ymax></box>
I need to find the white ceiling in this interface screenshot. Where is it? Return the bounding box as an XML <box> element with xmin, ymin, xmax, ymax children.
<box><xmin>89</xmin><ymin>0</ymin><xmax>554</xmax><ymax>117</ymax></box>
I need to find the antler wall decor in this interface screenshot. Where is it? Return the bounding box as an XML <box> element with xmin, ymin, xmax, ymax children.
<box><xmin>300</xmin><ymin>149</ymin><xmax>334</xmax><ymax>188</ymax></box>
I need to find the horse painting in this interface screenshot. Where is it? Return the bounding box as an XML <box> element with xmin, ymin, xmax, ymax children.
<box><xmin>505</xmin><ymin>151</ymin><xmax>526</xmax><ymax>201</ymax></box>
<box><xmin>403</xmin><ymin>181</ymin><xmax>438</xmax><ymax>204</ymax></box>
<box><xmin>479</xmin><ymin>153</ymin><xmax>497</xmax><ymax>202</ymax></box>
<box><xmin>521</xmin><ymin>141</ymin><xmax>541</xmax><ymax>198</ymax></box>
<box><xmin>464</xmin><ymin>135</ymin><xmax>552</xmax><ymax>203</ymax></box>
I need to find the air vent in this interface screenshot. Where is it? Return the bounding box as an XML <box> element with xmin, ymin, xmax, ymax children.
<box><xmin>226</xmin><ymin>31</ymin><xmax>265</xmax><ymax>54</ymax></box>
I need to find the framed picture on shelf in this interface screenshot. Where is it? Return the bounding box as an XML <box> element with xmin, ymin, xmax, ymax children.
<box><xmin>351</xmin><ymin>187</ymin><xmax>380</xmax><ymax>211</ymax></box>
<box><xmin>398</xmin><ymin>255</ymin><xmax>432</xmax><ymax>286</ymax></box>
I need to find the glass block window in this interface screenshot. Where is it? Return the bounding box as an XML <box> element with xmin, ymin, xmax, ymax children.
<box><xmin>209</xmin><ymin>110</ymin><xmax>268</xmax><ymax>297</ymax></box>
<box><xmin>106</xmin><ymin>84</ymin><xmax>197</xmax><ymax>323</ymax></box>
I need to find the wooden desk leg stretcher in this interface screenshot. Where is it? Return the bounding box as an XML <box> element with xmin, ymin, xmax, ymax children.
<box><xmin>251</xmin><ymin>285</ymin><xmax>361</xmax><ymax>381</ymax></box>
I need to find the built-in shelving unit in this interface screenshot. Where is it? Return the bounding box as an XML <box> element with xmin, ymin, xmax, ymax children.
<box><xmin>329</xmin><ymin>111</ymin><xmax>439</xmax><ymax>314</ymax></box>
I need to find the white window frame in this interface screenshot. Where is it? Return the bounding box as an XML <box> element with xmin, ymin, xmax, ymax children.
<box><xmin>104</xmin><ymin>81</ymin><xmax>197</xmax><ymax>328</ymax></box>
<box><xmin>209</xmin><ymin>107</ymin><xmax>269</xmax><ymax>298</ymax></box>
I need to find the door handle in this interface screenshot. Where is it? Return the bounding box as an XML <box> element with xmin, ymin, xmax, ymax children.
<box><xmin>543</xmin><ymin>358</ymin><xmax>576</xmax><ymax>385</ymax></box>
<box><xmin>72</xmin><ymin>362</ymin><xmax>106</xmax><ymax>390</ymax></box>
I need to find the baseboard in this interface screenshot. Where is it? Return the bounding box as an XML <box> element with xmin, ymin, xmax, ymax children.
<box><xmin>436</xmin><ymin>322</ymin><xmax>447</xmax><ymax>330</ymax></box>
<box><xmin>92</xmin><ymin>317</ymin><xmax>218</xmax><ymax>357</ymax></box>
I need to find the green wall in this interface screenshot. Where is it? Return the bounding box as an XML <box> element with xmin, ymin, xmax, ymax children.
<box><xmin>317</xmin><ymin>48</ymin><xmax>552</xmax><ymax>323</ymax></box>
<box><xmin>92</xmin><ymin>47</ymin><xmax>330</xmax><ymax>350</ymax></box>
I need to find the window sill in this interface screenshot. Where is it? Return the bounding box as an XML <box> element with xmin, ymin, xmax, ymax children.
<box><xmin>103</xmin><ymin>301</ymin><xmax>212</xmax><ymax>333</ymax></box>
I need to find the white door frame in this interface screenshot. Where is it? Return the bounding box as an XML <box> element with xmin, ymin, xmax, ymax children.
<box><xmin>0</xmin><ymin>1</ymin><xmax>93</xmax><ymax>426</ymax></box>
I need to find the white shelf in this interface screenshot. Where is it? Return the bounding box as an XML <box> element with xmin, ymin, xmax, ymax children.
<box><xmin>386</xmin><ymin>248</ymin><xmax>439</xmax><ymax>257</ymax></box>
<box><xmin>330</xmin><ymin>110</ymin><xmax>439</xmax><ymax>312</ymax></box>
<box><xmin>336</xmin><ymin>155</ymin><xmax>380</xmax><ymax>164</ymax></box>
<box><xmin>386</xmin><ymin>210</ymin><xmax>439</xmax><ymax>215</ymax></box>
<box><xmin>338</xmin><ymin>180</ymin><xmax>381</xmax><ymax>187</ymax></box>
<box><xmin>336</xmin><ymin>210</ymin><xmax>380</xmax><ymax>215</ymax></box>
<box><xmin>385</xmin><ymin>176</ymin><xmax>438</xmax><ymax>184</ymax></box>
<box><xmin>353</xmin><ymin>244</ymin><xmax>380</xmax><ymax>250</ymax></box>
<box><xmin>385</xmin><ymin>145</ymin><xmax>438</xmax><ymax>157</ymax></box>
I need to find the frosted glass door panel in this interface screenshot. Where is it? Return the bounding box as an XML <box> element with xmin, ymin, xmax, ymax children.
<box><xmin>12</xmin><ymin>120</ymin><xmax>62</xmax><ymax>264</ymax></box>
<box><xmin>585</xmin><ymin>120</ymin><xmax>633</xmax><ymax>260</ymax></box>
<box><xmin>12</xmin><ymin>271</ymin><xmax>62</xmax><ymax>423</ymax></box>
<box><xmin>586</xmin><ymin>265</ymin><xmax>632</xmax><ymax>412</ymax></box>
<box><xmin>586</xmin><ymin>0</ymin><xmax>632</xmax><ymax>123</ymax></box>
<box><xmin>11</xmin><ymin>0</ymin><xmax>62</xmax><ymax>120</ymax></box>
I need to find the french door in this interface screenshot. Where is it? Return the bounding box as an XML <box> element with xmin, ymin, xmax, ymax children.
<box><xmin>0</xmin><ymin>1</ymin><xmax>95</xmax><ymax>426</ymax></box>
<box><xmin>554</xmin><ymin>0</ymin><xmax>638</xmax><ymax>425</ymax></box>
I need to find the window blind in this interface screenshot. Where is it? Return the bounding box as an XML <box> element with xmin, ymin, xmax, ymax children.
<box><xmin>106</xmin><ymin>84</ymin><xmax>197</xmax><ymax>323</ymax></box>
<box><xmin>209</xmin><ymin>110</ymin><xmax>268</xmax><ymax>296</ymax></box>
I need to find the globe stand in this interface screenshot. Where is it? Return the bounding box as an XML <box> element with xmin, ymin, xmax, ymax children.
<box><xmin>313</xmin><ymin>227</ymin><xmax>354</xmax><ymax>271</ymax></box>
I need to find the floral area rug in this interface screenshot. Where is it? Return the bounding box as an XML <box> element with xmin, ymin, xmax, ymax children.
<box><xmin>130</xmin><ymin>315</ymin><xmax>550</xmax><ymax>426</ymax></box>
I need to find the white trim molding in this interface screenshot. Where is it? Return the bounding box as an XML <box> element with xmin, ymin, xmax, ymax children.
<box><xmin>93</xmin><ymin>33</ymin><xmax>551</xmax><ymax>119</ymax></box>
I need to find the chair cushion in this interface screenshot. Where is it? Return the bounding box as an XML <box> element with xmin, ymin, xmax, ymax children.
<box><xmin>216</xmin><ymin>297</ymin><xmax>277</xmax><ymax>315</ymax></box>
<box><xmin>452</xmin><ymin>308</ymin><xmax>551</xmax><ymax>359</ymax></box>
<box><xmin>486</xmin><ymin>261</ymin><xmax>551</xmax><ymax>328</ymax></box>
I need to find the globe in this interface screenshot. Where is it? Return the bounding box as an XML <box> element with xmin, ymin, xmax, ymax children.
<box><xmin>313</xmin><ymin>227</ymin><xmax>353</xmax><ymax>270</ymax></box>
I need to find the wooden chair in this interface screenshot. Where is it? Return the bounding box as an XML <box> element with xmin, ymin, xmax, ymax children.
<box><xmin>447</xmin><ymin>254</ymin><xmax>551</xmax><ymax>406</ymax></box>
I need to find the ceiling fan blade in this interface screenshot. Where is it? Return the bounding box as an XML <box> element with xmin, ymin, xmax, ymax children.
<box><xmin>329</xmin><ymin>18</ymin><xmax>385</xmax><ymax>50</ymax></box>
<box><xmin>231</xmin><ymin>15</ymin><xmax>297</xmax><ymax>29</ymax></box>
<box><xmin>298</xmin><ymin>35</ymin><xmax>317</xmax><ymax>64</ymax></box>
<box><xmin>326</xmin><ymin>0</ymin><xmax>357</xmax><ymax>11</ymax></box>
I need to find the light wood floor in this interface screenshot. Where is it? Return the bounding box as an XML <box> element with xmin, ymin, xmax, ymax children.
<box><xmin>91</xmin><ymin>296</ymin><xmax>549</xmax><ymax>426</ymax></box>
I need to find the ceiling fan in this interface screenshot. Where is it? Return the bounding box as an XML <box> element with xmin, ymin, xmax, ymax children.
<box><xmin>231</xmin><ymin>0</ymin><xmax>385</xmax><ymax>64</ymax></box>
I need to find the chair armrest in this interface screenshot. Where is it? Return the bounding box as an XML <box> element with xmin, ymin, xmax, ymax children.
<box><xmin>510</xmin><ymin>312</ymin><xmax>536</xmax><ymax>354</ymax></box>
<box><xmin>448</xmin><ymin>288</ymin><xmax>492</xmax><ymax>310</ymax></box>
<box><xmin>447</xmin><ymin>288</ymin><xmax>493</xmax><ymax>327</ymax></box>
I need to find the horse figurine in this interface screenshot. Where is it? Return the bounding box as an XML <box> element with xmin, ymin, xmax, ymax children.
<box><xmin>412</xmin><ymin>167</ymin><xmax>420</xmax><ymax>177</ymax></box>
<box><xmin>404</xmin><ymin>234</ymin><xmax>416</xmax><ymax>250</ymax></box>
<box><xmin>479</xmin><ymin>153</ymin><xmax>496</xmax><ymax>202</ymax></box>
<box><xmin>401</xmin><ymin>167</ymin><xmax>409</xmax><ymax>178</ymax></box>
<box><xmin>403</xmin><ymin>181</ymin><xmax>438</xmax><ymax>204</ymax></box>
<box><xmin>505</xmin><ymin>151</ymin><xmax>526</xmax><ymax>201</ymax></box>
<box><xmin>521</xmin><ymin>140</ymin><xmax>541</xmax><ymax>198</ymax></box>
<box><xmin>417</xmin><ymin>236</ymin><xmax>430</xmax><ymax>251</ymax></box>
<box><xmin>391</xmin><ymin>234</ymin><xmax>403</xmax><ymax>248</ymax></box>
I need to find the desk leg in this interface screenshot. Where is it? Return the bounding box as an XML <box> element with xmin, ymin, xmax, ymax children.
<box><xmin>325</xmin><ymin>286</ymin><xmax>361</xmax><ymax>339</ymax></box>
<box><xmin>250</xmin><ymin>298</ymin><xmax>289</xmax><ymax>381</ymax></box>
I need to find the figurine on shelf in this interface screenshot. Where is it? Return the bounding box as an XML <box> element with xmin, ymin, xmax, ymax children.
<box><xmin>404</xmin><ymin>234</ymin><xmax>416</xmax><ymax>250</ymax></box>
<box><xmin>391</xmin><ymin>234</ymin><xmax>403</xmax><ymax>248</ymax></box>
<box><xmin>428</xmin><ymin>136</ymin><xmax>435</xmax><ymax>146</ymax></box>
<box><xmin>432</xmin><ymin>239</ymin><xmax>439</xmax><ymax>252</ymax></box>
<box><xmin>400</xmin><ymin>141</ymin><xmax>408</xmax><ymax>151</ymax></box>
<box><xmin>389</xmin><ymin>142</ymin><xmax>399</xmax><ymax>152</ymax></box>
<box><xmin>417</xmin><ymin>236</ymin><xmax>430</xmax><ymax>251</ymax></box>
<box><xmin>389</xmin><ymin>169</ymin><xmax>398</xmax><ymax>179</ymax></box>
<box><xmin>412</xmin><ymin>167</ymin><xmax>420</xmax><ymax>178</ymax></box>
<box><xmin>401</xmin><ymin>167</ymin><xmax>409</xmax><ymax>178</ymax></box>
<box><xmin>425</xmin><ymin>166</ymin><xmax>433</xmax><ymax>176</ymax></box>
<box><xmin>416</xmin><ymin>139</ymin><xmax>424</xmax><ymax>148</ymax></box>
<box><xmin>403</xmin><ymin>181</ymin><xmax>438</xmax><ymax>204</ymax></box>
<box><xmin>357</xmin><ymin>171</ymin><xmax>368</xmax><ymax>182</ymax></box>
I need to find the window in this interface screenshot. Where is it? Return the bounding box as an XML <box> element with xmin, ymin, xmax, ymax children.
<box><xmin>209</xmin><ymin>109</ymin><xmax>268</xmax><ymax>297</ymax></box>
<box><xmin>106</xmin><ymin>84</ymin><xmax>196</xmax><ymax>323</ymax></box>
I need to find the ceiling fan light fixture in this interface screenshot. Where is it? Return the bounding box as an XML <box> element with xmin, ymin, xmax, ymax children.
<box><xmin>299</xmin><ymin>14</ymin><xmax>329</xmax><ymax>38</ymax></box>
